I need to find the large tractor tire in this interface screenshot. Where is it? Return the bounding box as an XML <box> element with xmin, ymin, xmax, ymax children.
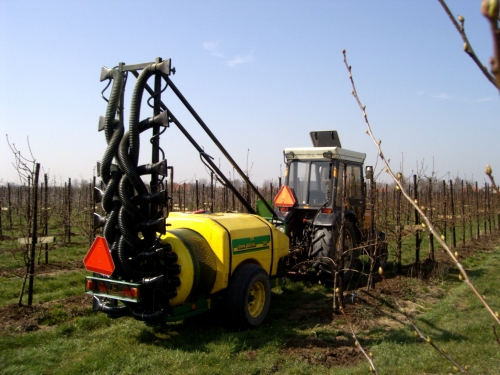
<box><xmin>312</xmin><ymin>221</ymin><xmax>358</xmax><ymax>285</ymax></box>
<box><xmin>224</xmin><ymin>264</ymin><xmax>271</xmax><ymax>330</ymax></box>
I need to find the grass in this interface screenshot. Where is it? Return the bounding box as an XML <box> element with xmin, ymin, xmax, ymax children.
<box><xmin>367</xmin><ymin>251</ymin><xmax>500</xmax><ymax>374</ymax></box>
<box><xmin>1</xmin><ymin>244</ymin><xmax>499</xmax><ymax>374</ymax></box>
<box><xmin>0</xmin><ymin>269</ymin><xmax>88</xmax><ymax>307</ymax></box>
<box><xmin>0</xmin><ymin>214</ymin><xmax>499</xmax><ymax>374</ymax></box>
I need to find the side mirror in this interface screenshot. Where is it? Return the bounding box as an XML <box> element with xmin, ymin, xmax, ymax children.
<box><xmin>365</xmin><ymin>166</ymin><xmax>373</xmax><ymax>180</ymax></box>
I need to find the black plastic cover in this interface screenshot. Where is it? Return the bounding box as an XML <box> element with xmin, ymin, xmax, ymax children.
<box><xmin>310</xmin><ymin>131</ymin><xmax>342</xmax><ymax>148</ymax></box>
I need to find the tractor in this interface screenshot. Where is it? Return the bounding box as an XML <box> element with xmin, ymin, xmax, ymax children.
<box><xmin>273</xmin><ymin>130</ymin><xmax>387</xmax><ymax>285</ymax></box>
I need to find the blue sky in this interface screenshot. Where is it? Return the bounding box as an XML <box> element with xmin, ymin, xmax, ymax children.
<box><xmin>1</xmin><ymin>0</ymin><xmax>499</xmax><ymax>187</ymax></box>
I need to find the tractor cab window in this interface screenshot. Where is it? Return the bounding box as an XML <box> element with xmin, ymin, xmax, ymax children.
<box><xmin>336</xmin><ymin>163</ymin><xmax>364</xmax><ymax>208</ymax></box>
<box><xmin>346</xmin><ymin>164</ymin><xmax>362</xmax><ymax>198</ymax></box>
<box><xmin>288</xmin><ymin>160</ymin><xmax>330</xmax><ymax>206</ymax></box>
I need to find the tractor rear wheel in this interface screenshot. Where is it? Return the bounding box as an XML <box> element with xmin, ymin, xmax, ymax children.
<box><xmin>224</xmin><ymin>264</ymin><xmax>271</xmax><ymax>330</ymax></box>
<box><xmin>312</xmin><ymin>221</ymin><xmax>357</xmax><ymax>285</ymax></box>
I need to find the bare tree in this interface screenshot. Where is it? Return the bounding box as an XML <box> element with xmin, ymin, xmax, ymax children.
<box><xmin>6</xmin><ymin>135</ymin><xmax>41</xmax><ymax>306</ymax></box>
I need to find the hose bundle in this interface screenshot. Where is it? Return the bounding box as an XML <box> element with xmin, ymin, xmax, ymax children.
<box><xmin>97</xmin><ymin>63</ymin><xmax>170</xmax><ymax>280</ymax></box>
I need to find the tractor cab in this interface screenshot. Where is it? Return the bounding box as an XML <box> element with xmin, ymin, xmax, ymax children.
<box><xmin>274</xmin><ymin>131</ymin><xmax>369</xmax><ymax>260</ymax></box>
<box><xmin>274</xmin><ymin>131</ymin><xmax>384</xmax><ymax>284</ymax></box>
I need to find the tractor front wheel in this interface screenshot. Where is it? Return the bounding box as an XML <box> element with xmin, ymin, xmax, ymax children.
<box><xmin>224</xmin><ymin>264</ymin><xmax>271</xmax><ymax>330</ymax></box>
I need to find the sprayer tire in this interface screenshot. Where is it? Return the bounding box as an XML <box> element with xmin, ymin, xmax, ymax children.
<box><xmin>224</xmin><ymin>264</ymin><xmax>271</xmax><ymax>330</ymax></box>
<box><xmin>312</xmin><ymin>221</ymin><xmax>357</xmax><ymax>285</ymax></box>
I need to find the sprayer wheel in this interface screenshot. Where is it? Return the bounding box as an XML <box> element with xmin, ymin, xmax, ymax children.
<box><xmin>224</xmin><ymin>264</ymin><xmax>271</xmax><ymax>330</ymax></box>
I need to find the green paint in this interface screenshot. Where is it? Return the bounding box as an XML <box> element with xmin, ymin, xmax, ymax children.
<box><xmin>232</xmin><ymin>235</ymin><xmax>271</xmax><ymax>254</ymax></box>
<box><xmin>164</xmin><ymin>296</ymin><xmax>215</xmax><ymax>322</ymax></box>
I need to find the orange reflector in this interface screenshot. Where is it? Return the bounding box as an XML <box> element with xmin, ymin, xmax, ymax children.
<box><xmin>278</xmin><ymin>207</ymin><xmax>289</xmax><ymax>212</ymax></box>
<box><xmin>130</xmin><ymin>288</ymin><xmax>139</xmax><ymax>299</ymax></box>
<box><xmin>321</xmin><ymin>207</ymin><xmax>333</xmax><ymax>214</ymax></box>
<box><xmin>84</xmin><ymin>236</ymin><xmax>115</xmax><ymax>276</ymax></box>
<box><xmin>86</xmin><ymin>279</ymin><xmax>94</xmax><ymax>291</ymax></box>
<box><xmin>274</xmin><ymin>185</ymin><xmax>296</xmax><ymax>207</ymax></box>
<box><xmin>121</xmin><ymin>286</ymin><xmax>132</xmax><ymax>298</ymax></box>
<box><xmin>98</xmin><ymin>281</ymin><xmax>107</xmax><ymax>293</ymax></box>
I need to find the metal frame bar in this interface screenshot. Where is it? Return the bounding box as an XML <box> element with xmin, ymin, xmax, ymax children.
<box><xmin>116</xmin><ymin>57</ymin><xmax>277</xmax><ymax>218</ymax></box>
<box><xmin>164</xmin><ymin>75</ymin><xmax>277</xmax><ymax>219</ymax></box>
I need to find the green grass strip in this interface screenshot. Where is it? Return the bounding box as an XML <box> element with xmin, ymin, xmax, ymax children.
<box><xmin>0</xmin><ymin>270</ymin><xmax>87</xmax><ymax>307</ymax></box>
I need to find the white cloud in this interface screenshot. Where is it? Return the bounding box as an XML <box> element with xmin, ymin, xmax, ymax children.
<box><xmin>227</xmin><ymin>50</ymin><xmax>254</xmax><ymax>67</ymax></box>
<box><xmin>203</xmin><ymin>42</ymin><xmax>255</xmax><ymax>67</ymax></box>
<box><xmin>474</xmin><ymin>97</ymin><xmax>493</xmax><ymax>102</ymax></box>
<box><xmin>434</xmin><ymin>93</ymin><xmax>451</xmax><ymax>100</ymax></box>
<box><xmin>431</xmin><ymin>92</ymin><xmax>493</xmax><ymax>102</ymax></box>
<box><xmin>203</xmin><ymin>41</ymin><xmax>224</xmax><ymax>57</ymax></box>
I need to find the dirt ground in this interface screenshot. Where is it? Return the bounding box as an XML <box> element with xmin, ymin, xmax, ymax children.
<box><xmin>1</xmin><ymin>231</ymin><xmax>499</xmax><ymax>369</ymax></box>
<box><xmin>0</xmin><ymin>294</ymin><xmax>93</xmax><ymax>333</ymax></box>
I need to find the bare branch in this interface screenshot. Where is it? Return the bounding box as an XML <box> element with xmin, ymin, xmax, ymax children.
<box><xmin>6</xmin><ymin>134</ymin><xmax>37</xmax><ymax>184</ymax></box>
<box><xmin>26</xmin><ymin>136</ymin><xmax>36</xmax><ymax>162</ymax></box>
<box><xmin>437</xmin><ymin>0</ymin><xmax>497</xmax><ymax>87</ymax></box>
<box><xmin>342</xmin><ymin>50</ymin><xmax>500</xmax><ymax>329</ymax></box>
<box><xmin>493</xmin><ymin>324</ymin><xmax>500</xmax><ymax>346</ymax></box>
<box><xmin>485</xmin><ymin>165</ymin><xmax>500</xmax><ymax>197</ymax></box>
<box><xmin>481</xmin><ymin>0</ymin><xmax>500</xmax><ymax>87</ymax></box>
<box><xmin>338</xmin><ymin>304</ymin><xmax>379</xmax><ymax>374</ymax></box>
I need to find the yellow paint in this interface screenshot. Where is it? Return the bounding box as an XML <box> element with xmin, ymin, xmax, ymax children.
<box><xmin>160</xmin><ymin>233</ymin><xmax>194</xmax><ymax>306</ymax></box>
<box><xmin>248</xmin><ymin>280</ymin><xmax>266</xmax><ymax>318</ymax></box>
<box><xmin>164</xmin><ymin>212</ymin><xmax>289</xmax><ymax>295</ymax></box>
<box><xmin>164</xmin><ymin>213</ymin><xmax>228</xmax><ymax>293</ymax></box>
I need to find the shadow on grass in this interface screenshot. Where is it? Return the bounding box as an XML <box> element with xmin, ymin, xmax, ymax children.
<box><xmin>108</xmin><ymin>252</ymin><xmax>492</xmax><ymax>356</ymax></box>
<box><xmin>131</xmin><ymin>267</ymin><xmax>452</xmax><ymax>353</ymax></box>
<box><xmin>444</xmin><ymin>266</ymin><xmax>487</xmax><ymax>284</ymax></box>
<box><xmin>133</xmin><ymin>281</ymin><xmax>338</xmax><ymax>353</ymax></box>
<box><xmin>416</xmin><ymin>317</ymin><xmax>468</xmax><ymax>341</ymax></box>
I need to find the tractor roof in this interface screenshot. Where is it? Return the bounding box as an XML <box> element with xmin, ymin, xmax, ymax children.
<box><xmin>284</xmin><ymin>146</ymin><xmax>366</xmax><ymax>164</ymax></box>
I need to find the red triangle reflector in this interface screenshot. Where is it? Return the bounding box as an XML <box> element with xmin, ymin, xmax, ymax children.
<box><xmin>274</xmin><ymin>185</ymin><xmax>296</xmax><ymax>207</ymax></box>
<box><xmin>84</xmin><ymin>236</ymin><xmax>115</xmax><ymax>276</ymax></box>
